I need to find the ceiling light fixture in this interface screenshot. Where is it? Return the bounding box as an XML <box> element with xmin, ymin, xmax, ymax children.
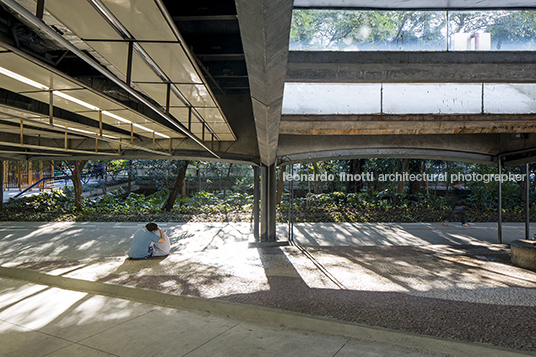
<box><xmin>0</xmin><ymin>66</ymin><xmax>49</xmax><ymax>90</ymax></box>
<box><xmin>53</xmin><ymin>91</ymin><xmax>100</xmax><ymax>111</ymax></box>
<box><xmin>0</xmin><ymin>66</ymin><xmax>169</xmax><ymax>139</ymax></box>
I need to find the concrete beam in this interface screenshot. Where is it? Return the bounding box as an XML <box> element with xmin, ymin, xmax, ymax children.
<box><xmin>235</xmin><ymin>0</ymin><xmax>294</xmax><ymax>166</ymax></box>
<box><xmin>287</xmin><ymin>51</ymin><xmax>536</xmax><ymax>83</ymax></box>
<box><xmin>280</xmin><ymin>114</ymin><xmax>536</xmax><ymax>135</ymax></box>
<box><xmin>277</xmin><ymin>133</ymin><xmax>502</xmax><ymax>163</ymax></box>
<box><xmin>278</xmin><ymin>148</ymin><xmax>496</xmax><ymax>165</ymax></box>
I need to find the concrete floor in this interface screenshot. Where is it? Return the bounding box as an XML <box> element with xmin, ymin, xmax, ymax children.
<box><xmin>0</xmin><ymin>277</ymin><xmax>451</xmax><ymax>357</ymax></box>
<box><xmin>0</xmin><ymin>221</ymin><xmax>534</xmax><ymax>356</ymax></box>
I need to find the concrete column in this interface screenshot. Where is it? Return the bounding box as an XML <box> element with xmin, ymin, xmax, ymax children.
<box><xmin>253</xmin><ymin>166</ymin><xmax>260</xmax><ymax>242</ymax></box>
<box><xmin>260</xmin><ymin>164</ymin><xmax>277</xmax><ymax>242</ymax></box>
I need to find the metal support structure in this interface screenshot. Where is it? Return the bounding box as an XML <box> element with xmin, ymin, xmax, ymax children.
<box><xmin>526</xmin><ymin>163</ymin><xmax>530</xmax><ymax>240</ymax></box>
<box><xmin>1</xmin><ymin>0</ymin><xmax>220</xmax><ymax>157</ymax></box>
<box><xmin>498</xmin><ymin>157</ymin><xmax>502</xmax><ymax>244</ymax></box>
<box><xmin>49</xmin><ymin>90</ymin><xmax>53</xmax><ymax>125</ymax></box>
<box><xmin>165</xmin><ymin>83</ymin><xmax>171</xmax><ymax>114</ymax></box>
<box><xmin>19</xmin><ymin>120</ymin><xmax>23</xmax><ymax>145</ymax></box>
<box><xmin>188</xmin><ymin>107</ymin><xmax>192</xmax><ymax>131</ymax></box>
<box><xmin>35</xmin><ymin>0</ymin><xmax>44</xmax><ymax>20</ymax></box>
<box><xmin>126</xmin><ymin>41</ymin><xmax>134</xmax><ymax>86</ymax></box>
<box><xmin>288</xmin><ymin>164</ymin><xmax>294</xmax><ymax>243</ymax></box>
<box><xmin>98</xmin><ymin>110</ymin><xmax>103</xmax><ymax>136</ymax></box>
<box><xmin>0</xmin><ymin>160</ymin><xmax>3</xmax><ymax>210</ymax></box>
<box><xmin>253</xmin><ymin>166</ymin><xmax>260</xmax><ymax>242</ymax></box>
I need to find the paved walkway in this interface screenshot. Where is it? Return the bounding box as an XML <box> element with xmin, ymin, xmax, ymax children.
<box><xmin>0</xmin><ymin>222</ymin><xmax>535</xmax><ymax>356</ymax></box>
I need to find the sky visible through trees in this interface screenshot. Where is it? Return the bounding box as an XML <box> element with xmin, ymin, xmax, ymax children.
<box><xmin>290</xmin><ymin>10</ymin><xmax>536</xmax><ymax>51</ymax></box>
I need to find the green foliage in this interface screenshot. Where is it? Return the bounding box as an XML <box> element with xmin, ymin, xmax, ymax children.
<box><xmin>291</xmin><ymin>9</ymin><xmax>536</xmax><ymax>50</ymax></box>
<box><xmin>291</xmin><ymin>10</ymin><xmax>447</xmax><ymax>50</ymax></box>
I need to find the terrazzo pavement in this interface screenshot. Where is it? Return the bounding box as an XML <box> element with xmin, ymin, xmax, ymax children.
<box><xmin>0</xmin><ymin>221</ymin><xmax>535</xmax><ymax>356</ymax></box>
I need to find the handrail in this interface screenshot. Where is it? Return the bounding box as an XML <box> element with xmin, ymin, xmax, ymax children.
<box><xmin>13</xmin><ymin>176</ymin><xmax>68</xmax><ymax>198</ymax></box>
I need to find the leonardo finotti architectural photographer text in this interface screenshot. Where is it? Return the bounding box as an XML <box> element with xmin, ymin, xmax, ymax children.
<box><xmin>284</xmin><ymin>172</ymin><xmax>526</xmax><ymax>184</ymax></box>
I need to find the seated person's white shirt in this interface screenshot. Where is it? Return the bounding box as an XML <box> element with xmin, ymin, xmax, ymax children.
<box><xmin>151</xmin><ymin>232</ymin><xmax>170</xmax><ymax>256</ymax></box>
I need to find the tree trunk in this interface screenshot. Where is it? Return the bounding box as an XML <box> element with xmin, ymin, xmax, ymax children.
<box><xmin>346</xmin><ymin>159</ymin><xmax>364</xmax><ymax>193</ymax></box>
<box><xmin>223</xmin><ymin>163</ymin><xmax>233</xmax><ymax>198</ymax></box>
<box><xmin>396</xmin><ymin>159</ymin><xmax>410</xmax><ymax>194</ymax></box>
<box><xmin>162</xmin><ymin>161</ymin><xmax>189</xmax><ymax>212</ymax></box>
<box><xmin>312</xmin><ymin>162</ymin><xmax>321</xmax><ymax>194</ymax></box>
<box><xmin>66</xmin><ymin>160</ymin><xmax>88</xmax><ymax>211</ymax></box>
<box><xmin>408</xmin><ymin>160</ymin><xmax>422</xmax><ymax>196</ymax></box>
<box><xmin>276</xmin><ymin>165</ymin><xmax>285</xmax><ymax>205</ymax></box>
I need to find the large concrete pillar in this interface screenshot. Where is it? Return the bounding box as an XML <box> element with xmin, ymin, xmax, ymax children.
<box><xmin>260</xmin><ymin>164</ymin><xmax>277</xmax><ymax>242</ymax></box>
<box><xmin>253</xmin><ymin>166</ymin><xmax>260</xmax><ymax>242</ymax></box>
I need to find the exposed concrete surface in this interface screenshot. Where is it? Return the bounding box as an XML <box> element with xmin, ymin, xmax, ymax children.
<box><xmin>0</xmin><ymin>222</ymin><xmax>535</xmax><ymax>355</ymax></box>
<box><xmin>511</xmin><ymin>239</ymin><xmax>536</xmax><ymax>271</ymax></box>
<box><xmin>235</xmin><ymin>0</ymin><xmax>294</xmax><ymax>166</ymax></box>
<box><xmin>286</xmin><ymin>51</ymin><xmax>536</xmax><ymax>83</ymax></box>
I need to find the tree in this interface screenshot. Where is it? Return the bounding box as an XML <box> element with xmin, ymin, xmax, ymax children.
<box><xmin>276</xmin><ymin>165</ymin><xmax>286</xmax><ymax>205</ymax></box>
<box><xmin>62</xmin><ymin>160</ymin><xmax>88</xmax><ymax>211</ymax></box>
<box><xmin>291</xmin><ymin>9</ymin><xmax>536</xmax><ymax>51</ymax></box>
<box><xmin>290</xmin><ymin>10</ymin><xmax>446</xmax><ymax>50</ymax></box>
<box><xmin>161</xmin><ymin>161</ymin><xmax>189</xmax><ymax>212</ymax></box>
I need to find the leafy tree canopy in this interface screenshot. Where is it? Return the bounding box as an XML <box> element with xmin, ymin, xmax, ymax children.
<box><xmin>290</xmin><ymin>9</ymin><xmax>536</xmax><ymax>50</ymax></box>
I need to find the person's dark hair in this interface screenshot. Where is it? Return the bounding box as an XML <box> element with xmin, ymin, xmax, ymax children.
<box><xmin>145</xmin><ymin>222</ymin><xmax>158</xmax><ymax>232</ymax></box>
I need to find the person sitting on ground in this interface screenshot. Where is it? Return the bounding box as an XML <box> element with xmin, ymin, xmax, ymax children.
<box><xmin>128</xmin><ymin>222</ymin><xmax>165</xmax><ymax>259</ymax></box>
<box><xmin>150</xmin><ymin>227</ymin><xmax>170</xmax><ymax>257</ymax></box>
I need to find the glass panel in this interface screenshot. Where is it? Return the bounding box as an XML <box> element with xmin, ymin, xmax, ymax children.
<box><xmin>282</xmin><ymin>83</ymin><xmax>381</xmax><ymax>114</ymax></box>
<box><xmin>383</xmin><ymin>83</ymin><xmax>482</xmax><ymax>114</ymax></box>
<box><xmin>282</xmin><ymin>83</ymin><xmax>536</xmax><ymax>115</ymax></box>
<box><xmin>290</xmin><ymin>9</ymin><xmax>536</xmax><ymax>51</ymax></box>
<box><xmin>290</xmin><ymin>10</ymin><xmax>447</xmax><ymax>51</ymax></box>
<box><xmin>484</xmin><ymin>84</ymin><xmax>536</xmax><ymax>113</ymax></box>
<box><xmin>449</xmin><ymin>11</ymin><xmax>536</xmax><ymax>51</ymax></box>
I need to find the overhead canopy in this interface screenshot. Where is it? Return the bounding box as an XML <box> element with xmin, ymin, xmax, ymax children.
<box><xmin>0</xmin><ymin>0</ymin><xmax>255</xmax><ymax>163</ymax></box>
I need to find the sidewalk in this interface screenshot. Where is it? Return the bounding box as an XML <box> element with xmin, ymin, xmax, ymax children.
<box><xmin>0</xmin><ymin>222</ymin><xmax>535</xmax><ymax>356</ymax></box>
<box><xmin>0</xmin><ymin>277</ymin><xmax>488</xmax><ymax>357</ymax></box>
